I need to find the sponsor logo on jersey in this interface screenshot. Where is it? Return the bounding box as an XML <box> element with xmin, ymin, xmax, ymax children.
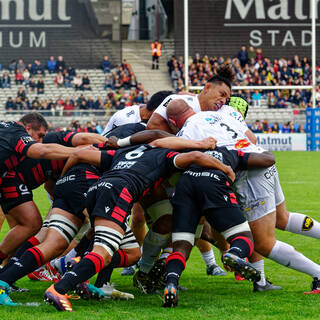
<box><xmin>204</xmin><ymin>150</ymin><xmax>223</xmax><ymax>162</ymax></box>
<box><xmin>113</xmin><ymin>161</ymin><xmax>136</xmax><ymax>170</ymax></box>
<box><xmin>263</xmin><ymin>166</ymin><xmax>277</xmax><ymax>179</ymax></box>
<box><xmin>105</xmin><ymin>206</ymin><xmax>110</xmax><ymax>213</ymax></box>
<box><xmin>163</xmin><ymin>98</ymin><xmax>172</xmax><ymax>108</ymax></box>
<box><xmin>56</xmin><ymin>174</ymin><xmax>76</xmax><ymax>185</ymax></box>
<box><xmin>244</xmin><ymin>200</ymin><xmax>265</xmax><ymax>212</ymax></box>
<box><xmin>302</xmin><ymin>216</ymin><xmax>314</xmax><ymax>231</ymax></box>
<box><xmin>126</xmin><ymin>110</ymin><xmax>135</xmax><ymax>118</ymax></box>
<box><xmin>21</xmin><ymin>136</ymin><xmax>34</xmax><ymax>145</ymax></box>
<box><xmin>235</xmin><ymin>139</ymin><xmax>250</xmax><ymax>149</ymax></box>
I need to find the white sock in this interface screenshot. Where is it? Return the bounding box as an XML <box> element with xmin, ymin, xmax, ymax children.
<box><xmin>159</xmin><ymin>247</ymin><xmax>173</xmax><ymax>261</ymax></box>
<box><xmin>140</xmin><ymin>230</ymin><xmax>170</xmax><ymax>274</ymax></box>
<box><xmin>52</xmin><ymin>248</ymin><xmax>77</xmax><ymax>273</ymax></box>
<box><xmin>268</xmin><ymin>240</ymin><xmax>320</xmax><ymax>278</ymax></box>
<box><xmin>286</xmin><ymin>212</ymin><xmax>320</xmax><ymax>239</ymax></box>
<box><xmin>201</xmin><ymin>249</ymin><xmax>216</xmax><ymax>267</ymax></box>
<box><xmin>250</xmin><ymin>260</ymin><xmax>266</xmax><ymax>286</ymax></box>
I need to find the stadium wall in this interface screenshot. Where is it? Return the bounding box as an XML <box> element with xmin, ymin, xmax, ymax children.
<box><xmin>0</xmin><ymin>0</ymin><xmax>121</xmax><ymax>68</ymax></box>
<box><xmin>174</xmin><ymin>0</ymin><xmax>317</xmax><ymax>59</ymax></box>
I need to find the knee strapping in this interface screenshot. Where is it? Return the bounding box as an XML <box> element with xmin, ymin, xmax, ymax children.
<box><xmin>222</xmin><ymin>221</ymin><xmax>251</xmax><ymax>240</ymax></box>
<box><xmin>145</xmin><ymin>200</ymin><xmax>172</xmax><ymax>227</ymax></box>
<box><xmin>172</xmin><ymin>232</ymin><xmax>195</xmax><ymax>246</ymax></box>
<box><xmin>94</xmin><ymin>226</ymin><xmax>123</xmax><ymax>256</ymax></box>
<box><xmin>120</xmin><ymin>226</ymin><xmax>140</xmax><ymax>249</ymax></box>
<box><xmin>48</xmin><ymin>214</ymin><xmax>79</xmax><ymax>244</ymax></box>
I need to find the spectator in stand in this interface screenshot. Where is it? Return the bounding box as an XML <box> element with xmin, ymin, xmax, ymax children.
<box><xmin>267</xmin><ymin>91</ymin><xmax>278</xmax><ymax>108</ymax></box>
<box><xmin>79</xmin><ymin>99</ymin><xmax>88</xmax><ymax>115</ymax></box>
<box><xmin>8</xmin><ymin>60</ymin><xmax>17</xmax><ymax>73</ymax></box>
<box><xmin>248</xmin><ymin>46</ymin><xmax>256</xmax><ymax>61</ymax></box>
<box><xmin>40</xmin><ymin>99</ymin><xmax>49</xmax><ymax>115</ymax></box>
<box><xmin>16</xmin><ymin>59</ymin><xmax>25</xmax><ymax>73</ymax></box>
<box><xmin>272</xmin><ymin>122</ymin><xmax>280</xmax><ymax>133</ymax></box>
<box><xmin>29</xmin><ymin>76</ymin><xmax>37</xmax><ymax>92</ymax></box>
<box><xmin>15</xmin><ymin>70</ymin><xmax>23</xmax><ymax>85</ymax></box>
<box><xmin>15</xmin><ymin>96</ymin><xmax>23</xmax><ymax>110</ymax></box>
<box><xmin>95</xmin><ymin>96</ymin><xmax>105</xmax><ymax>110</ymax></box>
<box><xmin>86</xmin><ymin>96</ymin><xmax>95</xmax><ymax>109</ymax></box>
<box><xmin>37</xmin><ymin>77</ymin><xmax>45</xmax><ymax>94</ymax></box>
<box><xmin>56</xmin><ymin>56</ymin><xmax>66</xmax><ymax>72</ymax></box>
<box><xmin>73</xmin><ymin>73</ymin><xmax>82</xmax><ymax>90</ymax></box>
<box><xmin>167</xmin><ymin>55</ymin><xmax>176</xmax><ymax>75</ymax></box>
<box><xmin>104</xmin><ymin>74</ymin><xmax>114</xmax><ymax>90</ymax></box>
<box><xmin>31</xmin><ymin>60</ymin><xmax>45</xmax><ymax>75</ymax></box>
<box><xmin>171</xmin><ymin>66</ymin><xmax>181</xmax><ymax>89</ymax></box>
<box><xmin>5</xmin><ymin>97</ymin><xmax>15</xmax><ymax>111</ymax></box>
<box><xmin>101</xmin><ymin>56</ymin><xmax>112</xmax><ymax>73</ymax></box>
<box><xmin>55</xmin><ymin>99</ymin><xmax>64</xmax><ymax>116</ymax></box>
<box><xmin>113</xmin><ymin>75</ymin><xmax>122</xmax><ymax>90</ymax></box>
<box><xmin>130</xmin><ymin>75</ymin><xmax>137</xmax><ymax>88</ymax></box>
<box><xmin>23</xmin><ymin>68</ymin><xmax>30</xmax><ymax>85</ymax></box>
<box><xmin>66</xmin><ymin>66</ymin><xmax>76</xmax><ymax>78</ymax></box>
<box><xmin>262</xmin><ymin>120</ymin><xmax>269</xmax><ymax>133</ymax></box>
<box><xmin>252</xmin><ymin>89</ymin><xmax>262</xmax><ymax>107</ymax></box>
<box><xmin>64</xmin><ymin>72</ymin><xmax>72</xmax><ymax>88</ymax></box>
<box><xmin>237</xmin><ymin>45</ymin><xmax>248</xmax><ymax>68</ymax></box>
<box><xmin>251</xmin><ymin>120</ymin><xmax>263</xmax><ymax>133</ymax></box>
<box><xmin>23</xmin><ymin>97</ymin><xmax>31</xmax><ymax>110</ymax></box>
<box><xmin>55</xmin><ymin>72</ymin><xmax>64</xmax><ymax>88</ymax></box>
<box><xmin>297</xmin><ymin>124</ymin><xmax>305</xmax><ymax>133</ymax></box>
<box><xmin>256</xmin><ymin>48</ymin><xmax>264</xmax><ymax>61</ymax></box>
<box><xmin>31</xmin><ymin>97</ymin><xmax>41</xmax><ymax>110</ymax></box>
<box><xmin>81</xmin><ymin>73</ymin><xmax>91</xmax><ymax>90</ymax></box>
<box><xmin>176</xmin><ymin>78</ymin><xmax>185</xmax><ymax>92</ymax></box>
<box><xmin>17</xmin><ymin>87</ymin><xmax>26</xmax><ymax>101</ymax></box>
<box><xmin>47</xmin><ymin>56</ymin><xmax>57</xmax><ymax>73</ymax></box>
<box><xmin>2</xmin><ymin>72</ymin><xmax>11</xmax><ymax>88</ymax></box>
<box><xmin>63</xmin><ymin>98</ymin><xmax>74</xmax><ymax>116</ymax></box>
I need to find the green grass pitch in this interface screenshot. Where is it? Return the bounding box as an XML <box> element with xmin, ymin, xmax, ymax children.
<box><xmin>1</xmin><ymin>151</ymin><xmax>320</xmax><ymax>319</ymax></box>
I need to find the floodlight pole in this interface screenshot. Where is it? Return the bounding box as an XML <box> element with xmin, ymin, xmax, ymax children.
<box><xmin>184</xmin><ymin>0</ymin><xmax>189</xmax><ymax>91</ymax></box>
<box><xmin>312</xmin><ymin>0</ymin><xmax>316</xmax><ymax>108</ymax></box>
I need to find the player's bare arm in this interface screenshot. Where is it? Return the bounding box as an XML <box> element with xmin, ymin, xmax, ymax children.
<box><xmin>150</xmin><ymin>136</ymin><xmax>217</xmax><ymax>150</ymax></box>
<box><xmin>175</xmin><ymin>151</ymin><xmax>235</xmax><ymax>182</ymax></box>
<box><xmin>71</xmin><ymin>133</ymin><xmax>107</xmax><ymax>146</ymax></box>
<box><xmin>247</xmin><ymin>151</ymin><xmax>275</xmax><ymax>169</ymax></box>
<box><xmin>146</xmin><ymin>113</ymin><xmax>172</xmax><ymax>132</ymax></box>
<box><xmin>106</xmin><ymin>129</ymin><xmax>173</xmax><ymax>149</ymax></box>
<box><xmin>26</xmin><ymin>143</ymin><xmax>75</xmax><ymax>160</ymax></box>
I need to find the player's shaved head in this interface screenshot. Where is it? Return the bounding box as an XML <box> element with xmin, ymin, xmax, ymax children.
<box><xmin>166</xmin><ymin>99</ymin><xmax>195</xmax><ymax>130</ymax></box>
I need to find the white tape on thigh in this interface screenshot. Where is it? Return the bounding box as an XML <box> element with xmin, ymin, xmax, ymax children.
<box><xmin>42</xmin><ymin>219</ymin><xmax>50</xmax><ymax>229</ymax></box>
<box><xmin>221</xmin><ymin>221</ymin><xmax>251</xmax><ymax>240</ymax></box>
<box><xmin>48</xmin><ymin>214</ymin><xmax>79</xmax><ymax>244</ymax></box>
<box><xmin>146</xmin><ymin>200</ymin><xmax>173</xmax><ymax>225</ymax></box>
<box><xmin>172</xmin><ymin>232</ymin><xmax>195</xmax><ymax>246</ymax></box>
<box><xmin>195</xmin><ymin>224</ymin><xmax>204</xmax><ymax>239</ymax></box>
<box><xmin>74</xmin><ymin>220</ymin><xmax>91</xmax><ymax>242</ymax></box>
<box><xmin>119</xmin><ymin>225</ymin><xmax>139</xmax><ymax>249</ymax></box>
<box><xmin>94</xmin><ymin>226</ymin><xmax>123</xmax><ymax>256</ymax></box>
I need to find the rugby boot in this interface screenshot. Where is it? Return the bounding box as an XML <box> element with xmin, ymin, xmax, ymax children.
<box><xmin>162</xmin><ymin>283</ymin><xmax>178</xmax><ymax>308</ymax></box>
<box><xmin>133</xmin><ymin>270</ymin><xmax>154</xmax><ymax>294</ymax></box>
<box><xmin>44</xmin><ymin>284</ymin><xmax>77</xmax><ymax>311</ymax></box>
<box><xmin>99</xmin><ymin>283</ymin><xmax>134</xmax><ymax>300</ymax></box>
<box><xmin>121</xmin><ymin>258</ymin><xmax>141</xmax><ymax>276</ymax></box>
<box><xmin>28</xmin><ymin>265</ymin><xmax>54</xmax><ymax>281</ymax></box>
<box><xmin>149</xmin><ymin>258</ymin><xmax>167</xmax><ymax>290</ymax></box>
<box><xmin>304</xmin><ymin>277</ymin><xmax>320</xmax><ymax>294</ymax></box>
<box><xmin>0</xmin><ymin>280</ymin><xmax>17</xmax><ymax>306</ymax></box>
<box><xmin>222</xmin><ymin>252</ymin><xmax>261</xmax><ymax>282</ymax></box>
<box><xmin>253</xmin><ymin>280</ymin><xmax>282</xmax><ymax>292</ymax></box>
<box><xmin>206</xmin><ymin>263</ymin><xmax>227</xmax><ymax>276</ymax></box>
<box><xmin>234</xmin><ymin>272</ymin><xmax>245</xmax><ymax>281</ymax></box>
<box><xmin>75</xmin><ymin>281</ymin><xmax>90</xmax><ymax>300</ymax></box>
<box><xmin>86</xmin><ymin>283</ymin><xmax>106</xmax><ymax>300</ymax></box>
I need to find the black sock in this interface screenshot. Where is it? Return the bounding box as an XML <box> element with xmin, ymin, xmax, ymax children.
<box><xmin>74</xmin><ymin>235</ymin><xmax>92</xmax><ymax>257</ymax></box>
<box><xmin>0</xmin><ymin>247</ymin><xmax>45</xmax><ymax>285</ymax></box>
<box><xmin>1</xmin><ymin>236</ymin><xmax>40</xmax><ymax>273</ymax></box>
<box><xmin>54</xmin><ymin>252</ymin><xmax>104</xmax><ymax>295</ymax></box>
<box><xmin>228</xmin><ymin>236</ymin><xmax>253</xmax><ymax>258</ymax></box>
<box><xmin>165</xmin><ymin>252</ymin><xmax>186</xmax><ymax>287</ymax></box>
<box><xmin>94</xmin><ymin>249</ymin><xmax>130</xmax><ymax>287</ymax></box>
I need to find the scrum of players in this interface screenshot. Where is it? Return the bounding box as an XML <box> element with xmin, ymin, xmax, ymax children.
<box><xmin>0</xmin><ymin>64</ymin><xmax>320</xmax><ymax>311</ymax></box>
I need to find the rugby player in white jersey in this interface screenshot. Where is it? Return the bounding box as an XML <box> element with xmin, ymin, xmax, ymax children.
<box><xmin>102</xmin><ymin>90</ymin><xmax>173</xmax><ymax>136</ymax></box>
<box><xmin>166</xmin><ymin>99</ymin><xmax>320</xmax><ymax>294</ymax></box>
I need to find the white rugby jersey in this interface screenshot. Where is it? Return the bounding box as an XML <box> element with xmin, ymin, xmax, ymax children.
<box><xmin>102</xmin><ymin>105</ymin><xmax>141</xmax><ymax>136</ymax></box>
<box><xmin>178</xmin><ymin>110</ymin><xmax>265</xmax><ymax>153</ymax></box>
<box><xmin>154</xmin><ymin>94</ymin><xmax>201</xmax><ymax>121</ymax></box>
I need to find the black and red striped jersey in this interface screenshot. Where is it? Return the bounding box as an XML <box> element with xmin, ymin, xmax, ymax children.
<box><xmin>0</xmin><ymin>121</ymin><xmax>38</xmax><ymax>177</ymax></box>
<box><xmin>99</xmin><ymin>144</ymin><xmax>181</xmax><ymax>200</ymax></box>
<box><xmin>12</xmin><ymin>131</ymin><xmax>77</xmax><ymax>189</ymax></box>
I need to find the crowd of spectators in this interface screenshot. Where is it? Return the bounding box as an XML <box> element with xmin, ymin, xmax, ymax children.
<box><xmin>5</xmin><ymin>88</ymin><xmax>148</xmax><ymax>116</ymax></box>
<box><xmin>249</xmin><ymin>119</ymin><xmax>305</xmax><ymax>134</ymax></box>
<box><xmin>2</xmin><ymin>56</ymin><xmax>147</xmax><ymax>114</ymax></box>
<box><xmin>168</xmin><ymin>48</ymin><xmax>316</xmax><ymax>108</ymax></box>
